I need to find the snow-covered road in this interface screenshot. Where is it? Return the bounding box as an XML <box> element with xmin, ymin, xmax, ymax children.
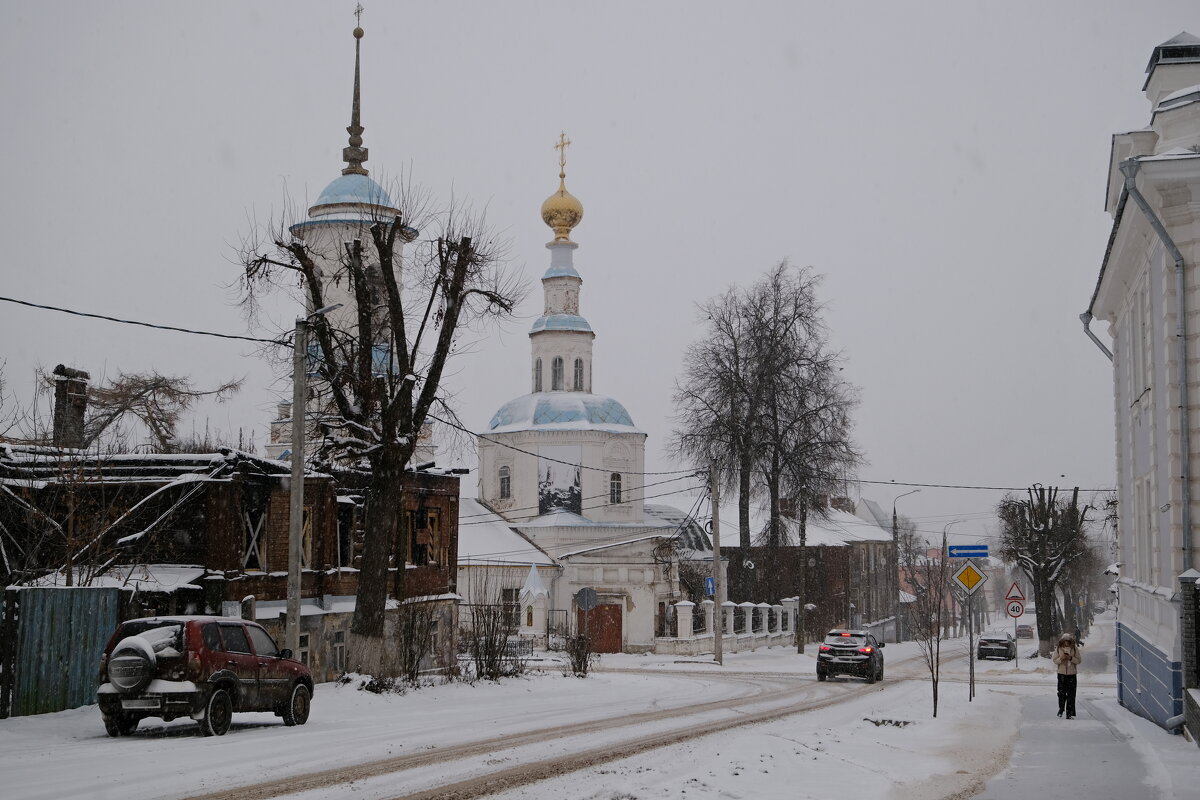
<box><xmin>2</xmin><ymin>614</ymin><xmax>1193</xmax><ymax>800</ymax></box>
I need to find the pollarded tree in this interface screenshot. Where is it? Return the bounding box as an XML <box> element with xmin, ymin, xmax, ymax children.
<box><xmin>240</xmin><ymin>205</ymin><xmax>520</xmax><ymax>670</ymax></box>
<box><xmin>996</xmin><ymin>486</ymin><xmax>1091</xmax><ymax>657</ymax></box>
<box><xmin>238</xmin><ymin>26</ymin><xmax>523</xmax><ymax>673</ymax></box>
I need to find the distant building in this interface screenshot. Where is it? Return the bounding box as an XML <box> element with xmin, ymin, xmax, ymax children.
<box><xmin>1083</xmin><ymin>31</ymin><xmax>1200</xmax><ymax>733</ymax></box>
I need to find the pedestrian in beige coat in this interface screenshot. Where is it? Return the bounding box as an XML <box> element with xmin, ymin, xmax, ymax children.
<box><xmin>1052</xmin><ymin>632</ymin><xmax>1082</xmax><ymax>718</ymax></box>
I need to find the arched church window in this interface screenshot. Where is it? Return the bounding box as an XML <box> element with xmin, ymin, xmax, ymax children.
<box><xmin>573</xmin><ymin>358</ymin><xmax>584</xmax><ymax>391</ymax></box>
<box><xmin>526</xmin><ymin>606</ymin><xmax>533</xmax><ymax>627</ymax></box>
<box><xmin>499</xmin><ymin>466</ymin><xmax>511</xmax><ymax>500</ymax></box>
<box><xmin>552</xmin><ymin>357</ymin><xmax>564</xmax><ymax>391</ymax></box>
<box><xmin>610</xmin><ymin>472</ymin><xmax>622</xmax><ymax>504</ymax></box>
<box><xmin>534</xmin><ymin>359</ymin><xmax>543</xmax><ymax>392</ymax></box>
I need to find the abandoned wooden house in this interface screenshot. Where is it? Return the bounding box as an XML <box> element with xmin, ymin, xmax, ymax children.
<box><xmin>0</xmin><ymin>444</ymin><xmax>461</xmax><ymax>681</ymax></box>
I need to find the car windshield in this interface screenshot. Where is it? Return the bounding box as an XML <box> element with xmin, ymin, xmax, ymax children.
<box><xmin>980</xmin><ymin>636</ymin><xmax>1006</xmax><ymax>642</ymax></box>
<box><xmin>117</xmin><ymin>621</ymin><xmax>184</xmax><ymax>654</ymax></box>
<box><xmin>824</xmin><ymin>633</ymin><xmax>866</xmax><ymax>646</ymax></box>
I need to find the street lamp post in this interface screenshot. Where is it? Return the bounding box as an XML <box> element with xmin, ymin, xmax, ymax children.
<box><xmin>286</xmin><ymin>303</ymin><xmax>341</xmax><ymax>657</ymax></box>
<box><xmin>891</xmin><ymin>488</ymin><xmax>920</xmax><ymax>642</ymax></box>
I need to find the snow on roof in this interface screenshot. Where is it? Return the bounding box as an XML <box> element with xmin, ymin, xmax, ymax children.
<box><xmin>674</xmin><ymin>491</ymin><xmax>892</xmax><ymax>547</ymax></box>
<box><xmin>487</xmin><ymin>392</ymin><xmax>642</xmax><ymax>434</ymax></box>
<box><xmin>520</xmin><ymin>564</ymin><xmax>549</xmax><ymax>598</ymax></box>
<box><xmin>558</xmin><ymin>534</ymin><xmax>669</xmax><ymax>559</ymax></box>
<box><xmin>1139</xmin><ymin>148</ymin><xmax>1200</xmax><ymax>162</ymax></box>
<box><xmin>458</xmin><ymin>497</ymin><xmax>557</xmax><ymax>566</ymax></box>
<box><xmin>311</xmin><ymin>173</ymin><xmax>396</xmax><ymax>210</ymax></box>
<box><xmin>1159</xmin><ymin>83</ymin><xmax>1200</xmax><ymax>106</ymax></box>
<box><xmin>530</xmin><ymin>313</ymin><xmax>593</xmax><ymax>334</ymax></box>
<box><xmin>28</xmin><ymin>564</ymin><xmax>206</xmax><ymax>593</ymax></box>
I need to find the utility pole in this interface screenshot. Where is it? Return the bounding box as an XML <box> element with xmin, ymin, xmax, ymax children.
<box><xmin>892</xmin><ymin>489</ymin><xmax>920</xmax><ymax>642</ymax></box>
<box><xmin>710</xmin><ymin>461</ymin><xmax>723</xmax><ymax>666</ymax></box>
<box><xmin>286</xmin><ymin>303</ymin><xmax>341</xmax><ymax>657</ymax></box>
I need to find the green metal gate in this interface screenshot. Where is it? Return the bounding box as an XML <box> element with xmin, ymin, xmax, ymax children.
<box><xmin>0</xmin><ymin>587</ymin><xmax>121</xmax><ymax>717</ymax></box>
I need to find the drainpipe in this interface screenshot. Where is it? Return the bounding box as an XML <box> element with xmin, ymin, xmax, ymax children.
<box><xmin>1079</xmin><ymin>312</ymin><xmax>1114</xmax><ymax>360</ymax></box>
<box><xmin>1120</xmin><ymin>157</ymin><xmax>1193</xmax><ymax>570</ymax></box>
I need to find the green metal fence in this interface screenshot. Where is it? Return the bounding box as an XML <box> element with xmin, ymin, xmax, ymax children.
<box><xmin>0</xmin><ymin>587</ymin><xmax>121</xmax><ymax>717</ymax></box>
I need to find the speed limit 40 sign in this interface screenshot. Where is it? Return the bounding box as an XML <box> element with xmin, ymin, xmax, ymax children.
<box><xmin>1006</xmin><ymin>599</ymin><xmax>1025</xmax><ymax>618</ymax></box>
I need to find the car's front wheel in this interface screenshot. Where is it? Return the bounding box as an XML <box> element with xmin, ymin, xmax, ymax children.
<box><xmin>282</xmin><ymin>684</ymin><xmax>311</xmax><ymax>727</ymax></box>
<box><xmin>102</xmin><ymin>712</ymin><xmax>139</xmax><ymax>737</ymax></box>
<box><xmin>816</xmin><ymin>669</ymin><xmax>827</xmax><ymax>682</ymax></box>
<box><xmin>200</xmin><ymin>689</ymin><xmax>233</xmax><ymax>737</ymax></box>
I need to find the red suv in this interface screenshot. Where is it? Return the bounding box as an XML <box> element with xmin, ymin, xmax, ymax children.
<box><xmin>96</xmin><ymin>616</ymin><xmax>313</xmax><ymax>737</ymax></box>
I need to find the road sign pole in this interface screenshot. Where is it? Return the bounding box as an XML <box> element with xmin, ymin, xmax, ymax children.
<box><xmin>968</xmin><ymin>590</ymin><xmax>975</xmax><ymax>701</ymax></box>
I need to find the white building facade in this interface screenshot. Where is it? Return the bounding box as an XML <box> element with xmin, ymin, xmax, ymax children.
<box><xmin>1085</xmin><ymin>32</ymin><xmax>1200</xmax><ymax>734</ymax></box>
<box><xmin>476</xmin><ymin>150</ymin><xmax>710</xmax><ymax>652</ymax></box>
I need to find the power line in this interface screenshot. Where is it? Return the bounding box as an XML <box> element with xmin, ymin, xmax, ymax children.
<box><xmin>429</xmin><ymin>413</ymin><xmax>699</xmax><ymax>477</ymax></box>
<box><xmin>853</xmin><ymin>477</ymin><xmax>1114</xmax><ymax>493</ymax></box>
<box><xmin>0</xmin><ymin>294</ymin><xmax>285</xmax><ymax>345</ymax></box>
<box><xmin>1</xmin><ymin>297</ymin><xmax>1116</xmax><ymax>495</ymax></box>
<box><xmin>458</xmin><ymin>483</ymin><xmax>706</xmax><ymax>528</ymax></box>
<box><xmin>456</xmin><ymin>473</ymin><xmax>700</xmax><ymax>523</ymax></box>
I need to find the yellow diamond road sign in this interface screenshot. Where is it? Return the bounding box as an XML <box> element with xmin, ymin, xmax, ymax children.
<box><xmin>952</xmin><ymin>562</ymin><xmax>987</xmax><ymax>594</ymax></box>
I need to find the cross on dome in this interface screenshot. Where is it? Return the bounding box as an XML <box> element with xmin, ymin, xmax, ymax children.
<box><xmin>541</xmin><ymin>132</ymin><xmax>583</xmax><ymax>242</ymax></box>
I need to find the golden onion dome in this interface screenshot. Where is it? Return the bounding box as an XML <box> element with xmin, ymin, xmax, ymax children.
<box><xmin>541</xmin><ymin>174</ymin><xmax>584</xmax><ymax>242</ymax></box>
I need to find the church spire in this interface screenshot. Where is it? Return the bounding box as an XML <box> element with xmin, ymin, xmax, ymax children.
<box><xmin>342</xmin><ymin>6</ymin><xmax>369</xmax><ymax>176</ymax></box>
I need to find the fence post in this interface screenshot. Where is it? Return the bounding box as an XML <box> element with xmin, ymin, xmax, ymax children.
<box><xmin>675</xmin><ymin>601</ymin><xmax>695</xmax><ymax>638</ymax></box>
<box><xmin>0</xmin><ymin>589</ymin><xmax>19</xmax><ymax>719</ymax></box>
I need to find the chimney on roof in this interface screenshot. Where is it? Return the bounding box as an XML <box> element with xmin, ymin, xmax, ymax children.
<box><xmin>51</xmin><ymin>364</ymin><xmax>89</xmax><ymax>448</ymax></box>
<box><xmin>831</xmin><ymin>496</ymin><xmax>854</xmax><ymax>514</ymax></box>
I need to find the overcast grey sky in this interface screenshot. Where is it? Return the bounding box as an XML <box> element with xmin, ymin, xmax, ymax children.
<box><xmin>2</xmin><ymin>1</ymin><xmax>1194</xmax><ymax>546</ymax></box>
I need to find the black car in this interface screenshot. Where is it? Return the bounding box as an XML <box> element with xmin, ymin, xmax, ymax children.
<box><xmin>816</xmin><ymin>629</ymin><xmax>884</xmax><ymax>683</ymax></box>
<box><xmin>977</xmin><ymin>631</ymin><xmax>1017</xmax><ymax>660</ymax></box>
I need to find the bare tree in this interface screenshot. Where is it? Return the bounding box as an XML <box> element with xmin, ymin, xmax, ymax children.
<box><xmin>459</xmin><ymin>568</ymin><xmax>525</xmax><ymax>681</ymax></box>
<box><xmin>671</xmin><ymin>282</ymin><xmax>760</xmax><ymax>547</ymax></box>
<box><xmin>83</xmin><ymin>372</ymin><xmax>241</xmax><ymax>452</ymax></box>
<box><xmin>395</xmin><ymin>600</ymin><xmax>439</xmax><ymax>685</ymax></box>
<box><xmin>671</xmin><ymin>263</ymin><xmax>860</xmax><ymax>549</ymax></box>
<box><xmin>996</xmin><ymin>486</ymin><xmax>1091</xmax><ymax>657</ymax></box>
<box><xmin>901</xmin><ymin>526</ymin><xmax>955</xmax><ymax>717</ymax></box>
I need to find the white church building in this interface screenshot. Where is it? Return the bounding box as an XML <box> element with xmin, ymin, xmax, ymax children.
<box><xmin>473</xmin><ymin>146</ymin><xmax>713</xmax><ymax>653</ymax></box>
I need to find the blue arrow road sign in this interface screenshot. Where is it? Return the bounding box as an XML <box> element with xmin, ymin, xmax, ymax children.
<box><xmin>948</xmin><ymin>545</ymin><xmax>989</xmax><ymax>558</ymax></box>
<box><xmin>705</xmin><ymin>576</ymin><xmax>715</xmax><ymax>596</ymax></box>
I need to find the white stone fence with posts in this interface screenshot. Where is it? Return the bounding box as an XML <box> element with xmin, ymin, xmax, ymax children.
<box><xmin>654</xmin><ymin>598</ymin><xmax>803</xmax><ymax>655</ymax></box>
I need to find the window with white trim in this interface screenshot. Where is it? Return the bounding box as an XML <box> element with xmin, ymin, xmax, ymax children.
<box><xmin>573</xmin><ymin>358</ymin><xmax>584</xmax><ymax>391</ymax></box>
<box><xmin>499</xmin><ymin>465</ymin><xmax>511</xmax><ymax>499</ymax></box>
<box><xmin>610</xmin><ymin>472</ymin><xmax>622</xmax><ymax>504</ymax></box>
<box><xmin>534</xmin><ymin>358</ymin><xmax>543</xmax><ymax>392</ymax></box>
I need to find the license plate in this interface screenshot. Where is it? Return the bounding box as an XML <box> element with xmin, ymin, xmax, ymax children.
<box><xmin>121</xmin><ymin>698</ymin><xmax>161</xmax><ymax>710</ymax></box>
